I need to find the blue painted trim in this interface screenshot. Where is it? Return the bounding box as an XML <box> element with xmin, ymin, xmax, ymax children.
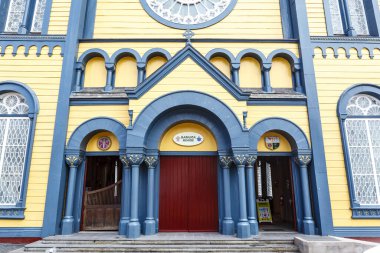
<box><xmin>267</xmin><ymin>49</ymin><xmax>299</xmax><ymax>65</ymax></box>
<box><xmin>0</xmin><ymin>227</ymin><xmax>42</xmax><ymax>237</ymax></box>
<box><xmin>141</xmin><ymin>48</ymin><xmax>171</xmax><ymax>62</ymax></box>
<box><xmin>67</xmin><ymin>117</ymin><xmax>128</xmax><ymax>151</ymax></box>
<box><xmin>41</xmin><ymin>0</ymin><xmax>53</xmax><ymax>35</ymax></box>
<box><xmin>334</xmin><ymin>227</ymin><xmax>380</xmax><ymax>237</ymax></box>
<box><xmin>110</xmin><ymin>48</ymin><xmax>142</xmax><ymax>63</ymax></box>
<box><xmin>85</xmin><ymin>151</ymin><xmax>120</xmax><ymax>156</ymax></box>
<box><xmin>83</xmin><ymin>0</ymin><xmax>97</xmax><ymax>39</ymax></box>
<box><xmin>80</xmin><ymin>38</ymin><xmax>299</xmax><ymax>43</ymax></box>
<box><xmin>249</xmin><ymin>117</ymin><xmax>310</xmax><ymax>152</ymax></box>
<box><xmin>257</xmin><ymin>152</ymin><xmax>294</xmax><ymax>156</ymax></box>
<box><xmin>42</xmin><ymin>0</ymin><xmax>89</xmax><ymax>237</ymax></box>
<box><xmin>0</xmin><ymin>0</ymin><xmax>10</xmax><ymax>33</ymax></box>
<box><xmin>78</xmin><ymin>48</ymin><xmax>110</xmax><ymax>64</ymax></box>
<box><xmin>139</xmin><ymin>0</ymin><xmax>237</xmax><ymax>30</ymax></box>
<box><xmin>280</xmin><ymin>0</ymin><xmax>295</xmax><ymax>39</ymax></box>
<box><xmin>126</xmin><ymin>45</ymin><xmax>250</xmax><ymax>100</ymax></box>
<box><xmin>337</xmin><ymin>84</ymin><xmax>380</xmax><ymax>218</ymax></box>
<box><xmin>69</xmin><ymin>98</ymin><xmax>129</xmax><ymax>105</ymax></box>
<box><xmin>205</xmin><ymin>48</ymin><xmax>236</xmax><ymax>63</ymax></box>
<box><xmin>0</xmin><ymin>81</ymin><xmax>39</xmax><ymax>219</ymax></box>
<box><xmin>160</xmin><ymin>151</ymin><xmax>218</xmax><ymax>156</ymax></box>
<box><xmin>292</xmin><ymin>0</ymin><xmax>334</xmax><ymax>236</ymax></box>
<box><xmin>247</xmin><ymin>100</ymin><xmax>307</xmax><ymax>106</ymax></box>
<box><xmin>364</xmin><ymin>0</ymin><xmax>380</xmax><ymax>36</ymax></box>
<box><xmin>236</xmin><ymin>49</ymin><xmax>266</xmax><ymax>65</ymax></box>
<box><xmin>322</xmin><ymin>0</ymin><xmax>335</xmax><ymax>36</ymax></box>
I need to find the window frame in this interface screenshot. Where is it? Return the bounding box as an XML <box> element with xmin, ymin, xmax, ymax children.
<box><xmin>338</xmin><ymin>84</ymin><xmax>380</xmax><ymax>218</ymax></box>
<box><xmin>0</xmin><ymin>81</ymin><xmax>38</xmax><ymax>219</ymax></box>
<box><xmin>0</xmin><ymin>0</ymin><xmax>53</xmax><ymax>35</ymax></box>
<box><xmin>323</xmin><ymin>0</ymin><xmax>380</xmax><ymax>36</ymax></box>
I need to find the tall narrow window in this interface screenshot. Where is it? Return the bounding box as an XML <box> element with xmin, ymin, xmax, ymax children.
<box><xmin>345</xmin><ymin>94</ymin><xmax>380</xmax><ymax>205</ymax></box>
<box><xmin>0</xmin><ymin>92</ymin><xmax>30</xmax><ymax>206</ymax></box>
<box><xmin>329</xmin><ymin>0</ymin><xmax>369</xmax><ymax>35</ymax></box>
<box><xmin>4</xmin><ymin>0</ymin><xmax>27</xmax><ymax>33</ymax></box>
<box><xmin>30</xmin><ymin>0</ymin><xmax>47</xmax><ymax>33</ymax></box>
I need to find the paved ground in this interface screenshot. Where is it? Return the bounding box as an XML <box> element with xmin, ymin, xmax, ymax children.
<box><xmin>0</xmin><ymin>244</ymin><xmax>24</xmax><ymax>253</ymax></box>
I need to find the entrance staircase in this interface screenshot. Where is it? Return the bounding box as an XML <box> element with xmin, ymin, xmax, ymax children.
<box><xmin>11</xmin><ymin>232</ymin><xmax>300</xmax><ymax>253</ymax></box>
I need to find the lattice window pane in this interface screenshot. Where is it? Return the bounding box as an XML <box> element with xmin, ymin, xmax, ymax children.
<box><xmin>346</xmin><ymin>120</ymin><xmax>369</xmax><ymax>147</ymax></box>
<box><xmin>347</xmin><ymin>95</ymin><xmax>380</xmax><ymax>116</ymax></box>
<box><xmin>347</xmin><ymin>0</ymin><xmax>369</xmax><ymax>35</ymax></box>
<box><xmin>4</xmin><ymin>0</ymin><xmax>27</xmax><ymax>33</ymax></box>
<box><xmin>329</xmin><ymin>0</ymin><xmax>344</xmax><ymax>34</ymax></box>
<box><xmin>30</xmin><ymin>0</ymin><xmax>47</xmax><ymax>33</ymax></box>
<box><xmin>353</xmin><ymin>175</ymin><xmax>378</xmax><ymax>204</ymax></box>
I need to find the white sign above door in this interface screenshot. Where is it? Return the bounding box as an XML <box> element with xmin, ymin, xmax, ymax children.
<box><xmin>173</xmin><ymin>132</ymin><xmax>204</xmax><ymax>146</ymax></box>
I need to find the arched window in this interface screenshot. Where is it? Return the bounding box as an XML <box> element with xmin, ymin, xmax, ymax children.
<box><xmin>0</xmin><ymin>93</ymin><xmax>31</xmax><ymax>206</ymax></box>
<box><xmin>344</xmin><ymin>94</ymin><xmax>380</xmax><ymax>205</ymax></box>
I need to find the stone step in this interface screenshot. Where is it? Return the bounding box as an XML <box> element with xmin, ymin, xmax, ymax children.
<box><xmin>18</xmin><ymin>242</ymin><xmax>299</xmax><ymax>253</ymax></box>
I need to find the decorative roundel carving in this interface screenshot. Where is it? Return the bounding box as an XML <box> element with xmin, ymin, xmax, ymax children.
<box><xmin>97</xmin><ymin>136</ymin><xmax>112</xmax><ymax>151</ymax></box>
<box><xmin>140</xmin><ymin>0</ymin><xmax>237</xmax><ymax>29</ymax></box>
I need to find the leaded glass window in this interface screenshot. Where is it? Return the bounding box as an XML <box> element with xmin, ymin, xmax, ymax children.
<box><xmin>345</xmin><ymin>94</ymin><xmax>380</xmax><ymax>205</ymax></box>
<box><xmin>30</xmin><ymin>0</ymin><xmax>47</xmax><ymax>33</ymax></box>
<box><xmin>0</xmin><ymin>93</ymin><xmax>30</xmax><ymax>206</ymax></box>
<box><xmin>329</xmin><ymin>0</ymin><xmax>344</xmax><ymax>35</ymax></box>
<box><xmin>4</xmin><ymin>0</ymin><xmax>27</xmax><ymax>33</ymax></box>
<box><xmin>347</xmin><ymin>0</ymin><xmax>369</xmax><ymax>35</ymax></box>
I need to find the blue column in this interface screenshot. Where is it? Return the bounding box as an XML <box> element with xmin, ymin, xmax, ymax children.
<box><xmin>126</xmin><ymin>154</ymin><xmax>145</xmax><ymax>238</ymax></box>
<box><xmin>18</xmin><ymin>0</ymin><xmax>32</xmax><ymax>34</ymax></box>
<box><xmin>296</xmin><ymin>155</ymin><xmax>315</xmax><ymax>235</ymax></box>
<box><xmin>219</xmin><ymin>156</ymin><xmax>234</xmax><ymax>235</ymax></box>
<box><xmin>262</xmin><ymin>63</ymin><xmax>272</xmax><ymax>92</ymax></box>
<box><xmin>233</xmin><ymin>155</ymin><xmax>250</xmax><ymax>238</ymax></box>
<box><xmin>119</xmin><ymin>155</ymin><xmax>131</xmax><ymax>235</ymax></box>
<box><xmin>293</xmin><ymin>63</ymin><xmax>303</xmax><ymax>93</ymax></box>
<box><xmin>61</xmin><ymin>155</ymin><xmax>83</xmax><ymax>235</ymax></box>
<box><xmin>231</xmin><ymin>63</ymin><xmax>240</xmax><ymax>86</ymax></box>
<box><xmin>144</xmin><ymin>156</ymin><xmax>158</xmax><ymax>235</ymax></box>
<box><xmin>341</xmin><ymin>0</ymin><xmax>356</xmax><ymax>36</ymax></box>
<box><xmin>104</xmin><ymin>63</ymin><xmax>115</xmax><ymax>91</ymax></box>
<box><xmin>137</xmin><ymin>62</ymin><xmax>146</xmax><ymax>84</ymax></box>
<box><xmin>246</xmin><ymin>155</ymin><xmax>259</xmax><ymax>235</ymax></box>
<box><xmin>74</xmin><ymin>63</ymin><xmax>84</xmax><ymax>92</ymax></box>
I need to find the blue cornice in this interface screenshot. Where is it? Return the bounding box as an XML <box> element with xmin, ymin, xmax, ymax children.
<box><xmin>334</xmin><ymin>226</ymin><xmax>380</xmax><ymax>237</ymax></box>
<box><xmin>126</xmin><ymin>44</ymin><xmax>251</xmax><ymax>101</ymax></box>
<box><xmin>79</xmin><ymin>38</ymin><xmax>299</xmax><ymax>43</ymax></box>
<box><xmin>0</xmin><ymin>227</ymin><xmax>42</xmax><ymax>237</ymax></box>
<box><xmin>70</xmin><ymin>98</ymin><xmax>129</xmax><ymax>105</ymax></box>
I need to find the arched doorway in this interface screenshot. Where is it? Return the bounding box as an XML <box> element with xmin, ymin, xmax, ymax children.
<box><xmin>81</xmin><ymin>132</ymin><xmax>122</xmax><ymax>231</ymax></box>
<box><xmin>158</xmin><ymin>123</ymin><xmax>219</xmax><ymax>232</ymax></box>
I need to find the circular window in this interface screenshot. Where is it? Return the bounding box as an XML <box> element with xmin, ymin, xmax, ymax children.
<box><xmin>140</xmin><ymin>0</ymin><xmax>237</xmax><ymax>29</ymax></box>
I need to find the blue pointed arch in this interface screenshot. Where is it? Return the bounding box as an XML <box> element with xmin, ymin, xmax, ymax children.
<box><xmin>110</xmin><ymin>48</ymin><xmax>142</xmax><ymax>64</ymax></box>
<box><xmin>66</xmin><ymin>117</ymin><xmax>127</xmax><ymax>152</ymax></box>
<box><xmin>249</xmin><ymin>117</ymin><xmax>310</xmax><ymax>153</ymax></box>
<box><xmin>127</xmin><ymin>91</ymin><xmax>247</xmax><ymax>149</ymax></box>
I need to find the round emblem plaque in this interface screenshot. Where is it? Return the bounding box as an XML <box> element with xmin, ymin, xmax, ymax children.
<box><xmin>97</xmin><ymin>136</ymin><xmax>112</xmax><ymax>151</ymax></box>
<box><xmin>140</xmin><ymin>0</ymin><xmax>237</xmax><ymax>30</ymax></box>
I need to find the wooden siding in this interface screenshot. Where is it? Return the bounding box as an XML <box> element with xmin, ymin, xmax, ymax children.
<box><xmin>48</xmin><ymin>0</ymin><xmax>71</xmax><ymax>34</ymax></box>
<box><xmin>306</xmin><ymin>0</ymin><xmax>328</xmax><ymax>36</ymax></box>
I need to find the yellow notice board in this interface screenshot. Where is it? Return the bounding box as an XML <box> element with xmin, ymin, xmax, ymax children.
<box><xmin>257</xmin><ymin>200</ymin><xmax>272</xmax><ymax>223</ymax></box>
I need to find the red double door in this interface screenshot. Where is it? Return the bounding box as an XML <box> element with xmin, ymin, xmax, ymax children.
<box><xmin>159</xmin><ymin>156</ymin><xmax>218</xmax><ymax>232</ymax></box>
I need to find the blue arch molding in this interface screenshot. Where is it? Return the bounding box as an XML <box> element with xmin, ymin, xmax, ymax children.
<box><xmin>141</xmin><ymin>48</ymin><xmax>172</xmax><ymax>62</ymax></box>
<box><xmin>127</xmin><ymin>91</ymin><xmax>247</xmax><ymax>149</ymax></box>
<box><xmin>126</xmin><ymin>44</ymin><xmax>251</xmax><ymax>100</ymax></box>
<box><xmin>337</xmin><ymin>84</ymin><xmax>380</xmax><ymax>219</ymax></box>
<box><xmin>66</xmin><ymin>117</ymin><xmax>128</xmax><ymax>153</ymax></box>
<box><xmin>249</xmin><ymin>117</ymin><xmax>310</xmax><ymax>153</ymax></box>
<box><xmin>110</xmin><ymin>48</ymin><xmax>142</xmax><ymax>63</ymax></box>
<box><xmin>77</xmin><ymin>48</ymin><xmax>110</xmax><ymax>64</ymax></box>
<box><xmin>139</xmin><ymin>0</ymin><xmax>238</xmax><ymax>30</ymax></box>
<box><xmin>205</xmin><ymin>48</ymin><xmax>236</xmax><ymax>63</ymax></box>
<box><xmin>236</xmin><ymin>49</ymin><xmax>267</xmax><ymax>66</ymax></box>
<box><xmin>267</xmin><ymin>49</ymin><xmax>300</xmax><ymax>65</ymax></box>
<box><xmin>0</xmin><ymin>81</ymin><xmax>39</xmax><ymax>219</ymax></box>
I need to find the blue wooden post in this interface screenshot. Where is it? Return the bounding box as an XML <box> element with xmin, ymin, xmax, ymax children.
<box><xmin>262</xmin><ymin>63</ymin><xmax>272</xmax><ymax>92</ymax></box>
<box><xmin>137</xmin><ymin>62</ymin><xmax>146</xmax><ymax>84</ymax></box>
<box><xmin>62</xmin><ymin>154</ymin><xmax>83</xmax><ymax>235</ymax></box>
<box><xmin>104</xmin><ymin>63</ymin><xmax>115</xmax><ymax>91</ymax></box>
<box><xmin>233</xmin><ymin>154</ymin><xmax>250</xmax><ymax>238</ymax></box>
<box><xmin>119</xmin><ymin>155</ymin><xmax>131</xmax><ymax>235</ymax></box>
<box><xmin>219</xmin><ymin>156</ymin><xmax>234</xmax><ymax>235</ymax></box>
<box><xmin>74</xmin><ymin>63</ymin><xmax>84</xmax><ymax>92</ymax></box>
<box><xmin>144</xmin><ymin>156</ymin><xmax>158</xmax><ymax>235</ymax></box>
<box><xmin>296</xmin><ymin>155</ymin><xmax>315</xmax><ymax>235</ymax></box>
<box><xmin>246</xmin><ymin>155</ymin><xmax>259</xmax><ymax>235</ymax></box>
<box><xmin>231</xmin><ymin>63</ymin><xmax>240</xmax><ymax>86</ymax></box>
<box><xmin>293</xmin><ymin>63</ymin><xmax>303</xmax><ymax>93</ymax></box>
<box><xmin>126</xmin><ymin>154</ymin><xmax>145</xmax><ymax>238</ymax></box>
<box><xmin>18</xmin><ymin>0</ymin><xmax>32</xmax><ymax>34</ymax></box>
<box><xmin>341</xmin><ymin>0</ymin><xmax>357</xmax><ymax>36</ymax></box>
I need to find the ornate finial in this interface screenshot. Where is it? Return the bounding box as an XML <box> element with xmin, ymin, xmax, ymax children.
<box><xmin>183</xmin><ymin>29</ymin><xmax>194</xmax><ymax>45</ymax></box>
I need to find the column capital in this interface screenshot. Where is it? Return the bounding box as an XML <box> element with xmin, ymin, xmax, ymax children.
<box><xmin>105</xmin><ymin>62</ymin><xmax>115</xmax><ymax>71</ymax></box>
<box><xmin>137</xmin><ymin>62</ymin><xmax>146</xmax><ymax>70</ymax></box>
<box><xmin>233</xmin><ymin>154</ymin><xmax>248</xmax><ymax>166</ymax></box>
<box><xmin>219</xmin><ymin>156</ymin><xmax>233</xmax><ymax>168</ymax></box>
<box><xmin>296</xmin><ymin>154</ymin><xmax>312</xmax><ymax>166</ymax></box>
<box><xmin>75</xmin><ymin>62</ymin><xmax>85</xmax><ymax>71</ymax></box>
<box><xmin>231</xmin><ymin>63</ymin><xmax>240</xmax><ymax>70</ymax></box>
<box><xmin>119</xmin><ymin>155</ymin><xmax>130</xmax><ymax>168</ymax></box>
<box><xmin>65</xmin><ymin>155</ymin><xmax>83</xmax><ymax>168</ymax></box>
<box><xmin>262</xmin><ymin>63</ymin><xmax>272</xmax><ymax>71</ymax></box>
<box><xmin>127</xmin><ymin>154</ymin><xmax>145</xmax><ymax>166</ymax></box>
<box><xmin>145</xmin><ymin>156</ymin><xmax>158</xmax><ymax>169</ymax></box>
<box><xmin>246</xmin><ymin>155</ymin><xmax>257</xmax><ymax>167</ymax></box>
